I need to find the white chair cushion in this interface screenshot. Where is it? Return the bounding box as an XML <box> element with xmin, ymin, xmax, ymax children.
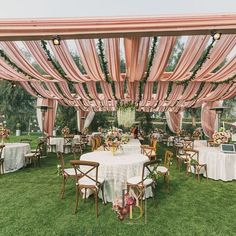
<box><xmin>177</xmin><ymin>154</ymin><xmax>189</xmax><ymax>160</ymax></box>
<box><xmin>156</xmin><ymin>166</ymin><xmax>168</xmax><ymax>173</ymax></box>
<box><xmin>78</xmin><ymin>176</ymin><xmax>104</xmax><ymax>186</ymax></box>
<box><xmin>127</xmin><ymin>176</ymin><xmax>153</xmax><ymax>186</ymax></box>
<box><xmin>24</xmin><ymin>152</ymin><xmax>39</xmax><ymax>157</ymax></box>
<box><xmin>64</xmin><ymin>168</ymin><xmax>75</xmax><ymax>176</ymax></box>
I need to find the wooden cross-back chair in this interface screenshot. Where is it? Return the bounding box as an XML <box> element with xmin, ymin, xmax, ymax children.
<box><xmin>0</xmin><ymin>144</ymin><xmax>5</xmax><ymax>174</ymax></box>
<box><xmin>185</xmin><ymin>149</ymin><xmax>208</xmax><ymax>182</ymax></box>
<box><xmin>127</xmin><ymin>160</ymin><xmax>159</xmax><ymax>203</ymax></box>
<box><xmin>141</xmin><ymin>138</ymin><xmax>157</xmax><ymax>160</ymax></box>
<box><xmin>156</xmin><ymin>150</ymin><xmax>173</xmax><ymax>190</ymax></box>
<box><xmin>46</xmin><ymin>136</ymin><xmax>57</xmax><ymax>152</ymax></box>
<box><xmin>63</xmin><ymin>135</ymin><xmax>74</xmax><ymax>153</ymax></box>
<box><xmin>56</xmin><ymin>151</ymin><xmax>76</xmax><ymax>199</ymax></box>
<box><xmin>24</xmin><ymin>141</ymin><xmax>44</xmax><ymax>167</ymax></box>
<box><xmin>70</xmin><ymin>160</ymin><xmax>105</xmax><ymax>217</ymax></box>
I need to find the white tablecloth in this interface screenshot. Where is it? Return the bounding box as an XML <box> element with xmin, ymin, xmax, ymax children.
<box><xmin>194</xmin><ymin>140</ymin><xmax>236</xmax><ymax>181</ymax></box>
<box><xmin>80</xmin><ymin>151</ymin><xmax>152</xmax><ymax>202</ymax></box>
<box><xmin>49</xmin><ymin>136</ymin><xmax>81</xmax><ymax>153</ymax></box>
<box><xmin>2</xmin><ymin>143</ymin><xmax>31</xmax><ymax>173</ymax></box>
<box><xmin>122</xmin><ymin>138</ymin><xmax>141</xmax><ymax>153</ymax></box>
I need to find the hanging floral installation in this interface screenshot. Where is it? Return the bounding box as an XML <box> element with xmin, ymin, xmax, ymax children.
<box><xmin>116</xmin><ymin>101</ymin><xmax>136</xmax><ymax>127</ymax></box>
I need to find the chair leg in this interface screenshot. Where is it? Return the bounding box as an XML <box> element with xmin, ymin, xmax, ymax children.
<box><xmin>94</xmin><ymin>189</ymin><xmax>98</xmax><ymax>217</ymax></box>
<box><xmin>61</xmin><ymin>176</ymin><xmax>66</xmax><ymax>199</ymax></box>
<box><xmin>205</xmin><ymin>165</ymin><xmax>208</xmax><ymax>181</ymax></box>
<box><xmin>74</xmin><ymin>186</ymin><xmax>79</xmax><ymax>214</ymax></box>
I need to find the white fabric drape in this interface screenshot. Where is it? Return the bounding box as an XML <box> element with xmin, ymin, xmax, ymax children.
<box><xmin>117</xmin><ymin>108</ymin><xmax>135</xmax><ymax>128</ymax></box>
<box><xmin>165</xmin><ymin>111</ymin><xmax>183</xmax><ymax>133</ymax></box>
<box><xmin>36</xmin><ymin>98</ymin><xmax>43</xmax><ymax>132</ymax></box>
<box><xmin>84</xmin><ymin>111</ymin><xmax>95</xmax><ymax>129</ymax></box>
<box><xmin>36</xmin><ymin>97</ymin><xmax>58</xmax><ymax>135</ymax></box>
<box><xmin>201</xmin><ymin>100</ymin><xmax>223</xmax><ymax>137</ymax></box>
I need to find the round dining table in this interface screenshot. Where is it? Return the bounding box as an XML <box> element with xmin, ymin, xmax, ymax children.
<box><xmin>80</xmin><ymin>150</ymin><xmax>152</xmax><ymax>203</ymax></box>
<box><xmin>2</xmin><ymin>143</ymin><xmax>31</xmax><ymax>173</ymax></box>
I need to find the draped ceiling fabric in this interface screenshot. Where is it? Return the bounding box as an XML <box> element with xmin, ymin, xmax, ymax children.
<box><xmin>201</xmin><ymin>101</ymin><xmax>223</xmax><ymax>138</ymax></box>
<box><xmin>0</xmin><ymin>14</ymin><xmax>236</xmax><ymax>128</ymax></box>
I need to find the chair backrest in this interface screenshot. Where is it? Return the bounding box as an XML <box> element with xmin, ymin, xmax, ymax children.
<box><xmin>91</xmin><ymin>137</ymin><xmax>96</xmax><ymax>151</ymax></box>
<box><xmin>0</xmin><ymin>144</ymin><xmax>5</xmax><ymax>158</ymax></box>
<box><xmin>20</xmin><ymin>138</ymin><xmax>32</xmax><ymax>144</ymax></box>
<box><xmin>70</xmin><ymin>160</ymin><xmax>100</xmax><ymax>185</ymax></box>
<box><xmin>64</xmin><ymin>135</ymin><xmax>74</xmax><ymax>145</ymax></box>
<box><xmin>35</xmin><ymin>141</ymin><xmax>44</xmax><ymax>155</ymax></box>
<box><xmin>141</xmin><ymin>160</ymin><xmax>160</xmax><ymax>184</ymax></box>
<box><xmin>164</xmin><ymin>150</ymin><xmax>173</xmax><ymax>168</ymax></box>
<box><xmin>183</xmin><ymin>148</ymin><xmax>199</xmax><ymax>162</ymax></box>
<box><xmin>150</xmin><ymin>138</ymin><xmax>158</xmax><ymax>149</ymax></box>
<box><xmin>183</xmin><ymin>140</ymin><xmax>194</xmax><ymax>150</ymax></box>
<box><xmin>72</xmin><ymin>143</ymin><xmax>82</xmax><ymax>159</ymax></box>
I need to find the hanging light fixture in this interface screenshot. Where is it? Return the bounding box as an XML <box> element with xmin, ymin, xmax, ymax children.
<box><xmin>52</xmin><ymin>35</ymin><xmax>61</xmax><ymax>45</ymax></box>
<box><xmin>211</xmin><ymin>32</ymin><xmax>222</xmax><ymax>40</ymax></box>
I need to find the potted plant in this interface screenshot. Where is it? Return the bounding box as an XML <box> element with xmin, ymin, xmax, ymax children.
<box><xmin>16</xmin><ymin>123</ymin><xmax>21</xmax><ymax>136</ymax></box>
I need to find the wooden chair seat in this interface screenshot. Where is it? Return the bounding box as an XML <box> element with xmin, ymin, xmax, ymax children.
<box><xmin>127</xmin><ymin>176</ymin><xmax>153</xmax><ymax>186</ymax></box>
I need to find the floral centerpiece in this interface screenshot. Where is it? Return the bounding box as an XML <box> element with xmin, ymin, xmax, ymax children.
<box><xmin>192</xmin><ymin>128</ymin><xmax>201</xmax><ymax>139</ymax></box>
<box><xmin>0</xmin><ymin>125</ymin><xmax>10</xmax><ymax>144</ymax></box>
<box><xmin>105</xmin><ymin>128</ymin><xmax>121</xmax><ymax>155</ymax></box>
<box><xmin>61</xmin><ymin>126</ymin><xmax>70</xmax><ymax>136</ymax></box>
<box><xmin>212</xmin><ymin>130</ymin><xmax>231</xmax><ymax>145</ymax></box>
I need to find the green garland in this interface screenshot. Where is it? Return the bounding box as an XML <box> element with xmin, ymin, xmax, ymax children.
<box><xmin>138</xmin><ymin>37</ymin><xmax>158</xmax><ymax>101</ymax></box>
<box><xmin>211</xmin><ymin>73</ymin><xmax>236</xmax><ymax>85</ymax></box>
<box><xmin>179</xmin><ymin>37</ymin><xmax>216</xmax><ymax>85</ymax></box>
<box><xmin>82</xmin><ymin>83</ymin><xmax>93</xmax><ymax>101</ymax></box>
<box><xmin>0</xmin><ymin>49</ymin><xmax>37</xmax><ymax>80</ymax></box>
<box><xmin>40</xmin><ymin>40</ymin><xmax>67</xmax><ymax>80</ymax></box>
<box><xmin>97</xmin><ymin>39</ymin><xmax>117</xmax><ymax>100</ymax></box>
<box><xmin>97</xmin><ymin>38</ymin><xmax>111</xmax><ymax>84</ymax></box>
<box><xmin>143</xmin><ymin>36</ymin><xmax>158</xmax><ymax>82</ymax></box>
<box><xmin>190</xmin><ymin>82</ymin><xmax>205</xmax><ymax>101</ymax></box>
<box><xmin>165</xmin><ymin>82</ymin><xmax>173</xmax><ymax>100</ymax></box>
<box><xmin>138</xmin><ymin>80</ymin><xmax>144</xmax><ymax>101</ymax></box>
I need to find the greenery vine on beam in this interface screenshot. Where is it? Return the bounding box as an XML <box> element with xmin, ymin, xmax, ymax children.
<box><xmin>97</xmin><ymin>38</ymin><xmax>111</xmax><ymax>84</ymax></box>
<box><xmin>40</xmin><ymin>40</ymin><xmax>67</xmax><ymax>80</ymax></box>
<box><xmin>143</xmin><ymin>36</ymin><xmax>158</xmax><ymax>82</ymax></box>
<box><xmin>0</xmin><ymin>49</ymin><xmax>37</xmax><ymax>80</ymax></box>
<box><xmin>179</xmin><ymin>37</ymin><xmax>216</xmax><ymax>86</ymax></box>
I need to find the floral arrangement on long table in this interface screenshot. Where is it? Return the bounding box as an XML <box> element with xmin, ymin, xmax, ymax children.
<box><xmin>212</xmin><ymin>131</ymin><xmax>231</xmax><ymax>144</ymax></box>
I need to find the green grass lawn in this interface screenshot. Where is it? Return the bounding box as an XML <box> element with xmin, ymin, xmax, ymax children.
<box><xmin>0</xmin><ymin>138</ymin><xmax>236</xmax><ymax>235</ymax></box>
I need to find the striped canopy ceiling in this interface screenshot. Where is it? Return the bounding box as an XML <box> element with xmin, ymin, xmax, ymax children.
<box><xmin>1</xmin><ymin>14</ymin><xmax>236</xmax><ymax>112</ymax></box>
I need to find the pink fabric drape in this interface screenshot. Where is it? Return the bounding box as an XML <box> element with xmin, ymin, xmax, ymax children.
<box><xmin>165</xmin><ymin>111</ymin><xmax>183</xmax><ymax>133</ymax></box>
<box><xmin>201</xmin><ymin>100</ymin><xmax>222</xmax><ymax>138</ymax></box>
<box><xmin>148</xmin><ymin>36</ymin><xmax>176</xmax><ymax>81</ymax></box>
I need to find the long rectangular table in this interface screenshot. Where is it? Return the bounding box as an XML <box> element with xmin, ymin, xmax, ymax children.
<box><xmin>194</xmin><ymin>140</ymin><xmax>236</xmax><ymax>181</ymax></box>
